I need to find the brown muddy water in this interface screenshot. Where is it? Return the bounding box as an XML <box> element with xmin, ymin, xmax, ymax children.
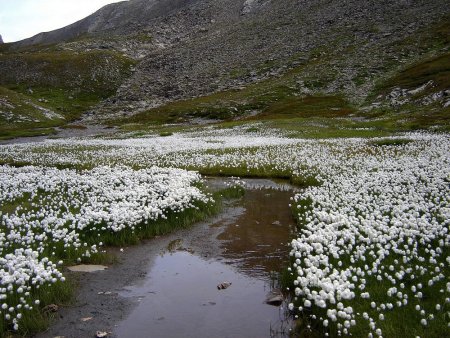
<box><xmin>114</xmin><ymin>179</ymin><xmax>297</xmax><ymax>338</ymax></box>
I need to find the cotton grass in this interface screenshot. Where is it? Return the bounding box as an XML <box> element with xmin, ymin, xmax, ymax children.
<box><xmin>0</xmin><ymin>127</ymin><xmax>448</xmax><ymax>335</ymax></box>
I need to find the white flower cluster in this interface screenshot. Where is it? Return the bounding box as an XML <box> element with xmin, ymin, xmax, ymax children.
<box><xmin>288</xmin><ymin>136</ymin><xmax>450</xmax><ymax>335</ymax></box>
<box><xmin>0</xmin><ymin>128</ymin><xmax>302</xmax><ymax>168</ymax></box>
<box><xmin>0</xmin><ymin>127</ymin><xmax>449</xmax><ymax>335</ymax></box>
<box><xmin>0</xmin><ymin>165</ymin><xmax>210</xmax><ymax>330</ymax></box>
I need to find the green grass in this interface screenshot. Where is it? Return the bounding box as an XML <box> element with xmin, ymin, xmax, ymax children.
<box><xmin>115</xmin><ymin>90</ymin><xmax>365</xmax><ymax>140</ymax></box>
<box><xmin>0</xmin><ymin>281</ymin><xmax>74</xmax><ymax>337</ymax></box>
<box><xmin>252</xmin><ymin>95</ymin><xmax>354</xmax><ymax>120</ymax></box>
<box><xmin>86</xmin><ymin>198</ymin><xmax>222</xmax><ymax>248</ymax></box>
<box><xmin>6</xmin><ymin>86</ymin><xmax>103</xmax><ymax>120</ymax></box>
<box><xmin>0</xmin><ymin>128</ymin><xmax>57</xmax><ymax>140</ymax></box>
<box><xmin>122</xmin><ymin>91</ymin><xmax>354</xmax><ymax>125</ymax></box>
<box><xmin>361</xmin><ymin>50</ymin><xmax>450</xmax><ymax>133</ymax></box>
<box><xmin>0</xmin><ymin>86</ymin><xmax>63</xmax><ymax>139</ymax></box>
<box><xmin>373</xmin><ymin>52</ymin><xmax>450</xmax><ymax>99</ymax></box>
<box><xmin>369</xmin><ymin>138</ymin><xmax>413</xmax><ymax>147</ymax></box>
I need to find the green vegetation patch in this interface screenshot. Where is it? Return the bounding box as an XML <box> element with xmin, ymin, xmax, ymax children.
<box><xmin>122</xmin><ymin>89</ymin><xmax>354</xmax><ymax>125</ymax></box>
<box><xmin>0</xmin><ymin>86</ymin><xmax>62</xmax><ymax>139</ymax></box>
<box><xmin>369</xmin><ymin>138</ymin><xmax>414</xmax><ymax>147</ymax></box>
<box><xmin>375</xmin><ymin>52</ymin><xmax>450</xmax><ymax>98</ymax></box>
<box><xmin>0</xmin><ymin>49</ymin><xmax>135</xmax><ymax>138</ymax></box>
<box><xmin>0</xmin><ymin>50</ymin><xmax>135</xmax><ymax>94</ymax></box>
<box><xmin>255</xmin><ymin>95</ymin><xmax>354</xmax><ymax>119</ymax></box>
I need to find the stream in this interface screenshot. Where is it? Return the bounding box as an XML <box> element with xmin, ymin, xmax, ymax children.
<box><xmin>115</xmin><ymin>179</ymin><xmax>297</xmax><ymax>338</ymax></box>
<box><xmin>38</xmin><ymin>178</ymin><xmax>298</xmax><ymax>338</ymax></box>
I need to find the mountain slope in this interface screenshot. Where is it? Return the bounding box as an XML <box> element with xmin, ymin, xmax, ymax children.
<box><xmin>0</xmin><ymin>0</ymin><xmax>449</xmax><ymax>134</ymax></box>
<box><xmin>12</xmin><ymin>0</ymin><xmax>202</xmax><ymax>47</ymax></box>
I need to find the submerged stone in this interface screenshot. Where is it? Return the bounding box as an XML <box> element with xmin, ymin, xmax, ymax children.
<box><xmin>217</xmin><ymin>282</ymin><xmax>232</xmax><ymax>290</ymax></box>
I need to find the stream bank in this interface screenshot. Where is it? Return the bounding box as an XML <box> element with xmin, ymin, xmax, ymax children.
<box><xmin>37</xmin><ymin>178</ymin><xmax>297</xmax><ymax>338</ymax></box>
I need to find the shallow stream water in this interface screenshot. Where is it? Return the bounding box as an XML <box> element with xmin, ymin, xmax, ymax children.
<box><xmin>114</xmin><ymin>179</ymin><xmax>297</xmax><ymax>338</ymax></box>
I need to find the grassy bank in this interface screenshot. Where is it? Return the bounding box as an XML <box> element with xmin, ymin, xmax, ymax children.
<box><xmin>0</xmin><ymin>166</ymin><xmax>244</xmax><ymax>337</ymax></box>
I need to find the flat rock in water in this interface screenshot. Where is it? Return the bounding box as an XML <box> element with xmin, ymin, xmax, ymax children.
<box><xmin>67</xmin><ymin>265</ymin><xmax>108</xmax><ymax>272</ymax></box>
<box><xmin>265</xmin><ymin>289</ymin><xmax>284</xmax><ymax>306</ymax></box>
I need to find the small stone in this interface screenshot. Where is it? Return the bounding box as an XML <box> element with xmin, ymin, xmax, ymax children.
<box><xmin>43</xmin><ymin>304</ymin><xmax>59</xmax><ymax>313</ymax></box>
<box><xmin>217</xmin><ymin>282</ymin><xmax>232</xmax><ymax>290</ymax></box>
<box><xmin>81</xmin><ymin>317</ymin><xmax>93</xmax><ymax>322</ymax></box>
<box><xmin>96</xmin><ymin>331</ymin><xmax>108</xmax><ymax>338</ymax></box>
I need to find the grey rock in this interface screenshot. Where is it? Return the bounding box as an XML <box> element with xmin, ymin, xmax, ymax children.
<box><xmin>265</xmin><ymin>289</ymin><xmax>284</xmax><ymax>306</ymax></box>
<box><xmin>241</xmin><ymin>0</ymin><xmax>270</xmax><ymax>15</ymax></box>
<box><xmin>0</xmin><ymin>34</ymin><xmax>3</xmax><ymax>44</ymax></box>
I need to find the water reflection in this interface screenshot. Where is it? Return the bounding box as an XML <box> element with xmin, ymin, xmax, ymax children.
<box><xmin>218</xmin><ymin>188</ymin><xmax>296</xmax><ymax>278</ymax></box>
<box><xmin>116</xmin><ymin>252</ymin><xmax>289</xmax><ymax>338</ymax></box>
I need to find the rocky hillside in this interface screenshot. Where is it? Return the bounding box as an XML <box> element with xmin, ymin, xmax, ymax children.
<box><xmin>0</xmin><ymin>0</ymin><xmax>449</xmax><ymax>131</ymax></box>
